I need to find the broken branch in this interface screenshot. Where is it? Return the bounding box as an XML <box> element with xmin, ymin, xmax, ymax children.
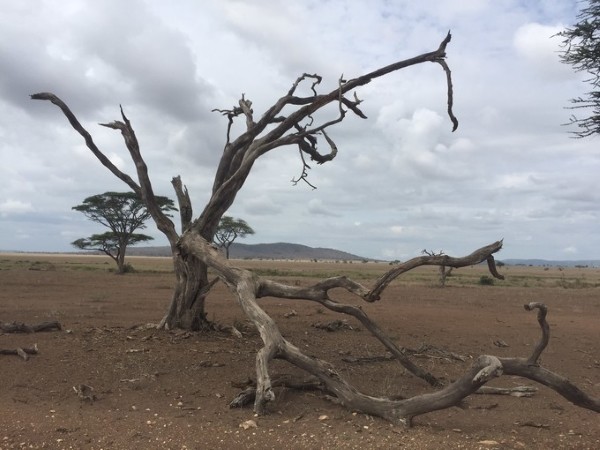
<box><xmin>367</xmin><ymin>240</ymin><xmax>504</xmax><ymax>301</ymax></box>
<box><xmin>0</xmin><ymin>321</ymin><xmax>62</xmax><ymax>333</ymax></box>
<box><xmin>0</xmin><ymin>344</ymin><xmax>39</xmax><ymax>361</ymax></box>
<box><xmin>524</xmin><ymin>302</ymin><xmax>549</xmax><ymax>364</ymax></box>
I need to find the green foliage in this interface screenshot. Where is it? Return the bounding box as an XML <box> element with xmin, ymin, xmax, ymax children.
<box><xmin>72</xmin><ymin>232</ymin><xmax>153</xmax><ymax>252</ymax></box>
<box><xmin>71</xmin><ymin>191</ymin><xmax>176</xmax><ymax>273</ymax></box>
<box><xmin>72</xmin><ymin>191</ymin><xmax>176</xmax><ymax>231</ymax></box>
<box><xmin>214</xmin><ymin>216</ymin><xmax>255</xmax><ymax>258</ymax></box>
<box><xmin>557</xmin><ymin>0</ymin><xmax>600</xmax><ymax>137</ymax></box>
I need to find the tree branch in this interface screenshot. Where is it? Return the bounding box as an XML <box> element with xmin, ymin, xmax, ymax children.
<box><xmin>171</xmin><ymin>176</ymin><xmax>193</xmax><ymax>233</ymax></box>
<box><xmin>31</xmin><ymin>94</ymin><xmax>179</xmax><ymax>245</ymax></box>
<box><xmin>99</xmin><ymin>109</ymin><xmax>178</xmax><ymax>243</ymax></box>
<box><xmin>367</xmin><ymin>240</ymin><xmax>504</xmax><ymax>301</ymax></box>
<box><xmin>195</xmin><ymin>33</ymin><xmax>458</xmax><ymax>237</ymax></box>
<box><xmin>30</xmin><ymin>93</ymin><xmax>141</xmax><ymax>193</ymax></box>
<box><xmin>0</xmin><ymin>321</ymin><xmax>62</xmax><ymax>333</ymax></box>
<box><xmin>0</xmin><ymin>344</ymin><xmax>39</xmax><ymax>361</ymax></box>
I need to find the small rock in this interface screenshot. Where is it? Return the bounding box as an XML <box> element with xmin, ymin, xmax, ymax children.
<box><xmin>239</xmin><ymin>420</ymin><xmax>257</xmax><ymax>430</ymax></box>
<box><xmin>318</xmin><ymin>415</ymin><xmax>329</xmax><ymax>421</ymax></box>
<box><xmin>478</xmin><ymin>440</ymin><xmax>500</xmax><ymax>446</ymax></box>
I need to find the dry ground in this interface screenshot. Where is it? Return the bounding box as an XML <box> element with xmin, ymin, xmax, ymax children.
<box><xmin>0</xmin><ymin>254</ymin><xmax>598</xmax><ymax>449</ymax></box>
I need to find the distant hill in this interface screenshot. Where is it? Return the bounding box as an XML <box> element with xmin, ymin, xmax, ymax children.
<box><xmin>128</xmin><ymin>242</ymin><xmax>370</xmax><ymax>261</ymax></box>
<box><xmin>502</xmin><ymin>259</ymin><xmax>600</xmax><ymax>268</ymax></box>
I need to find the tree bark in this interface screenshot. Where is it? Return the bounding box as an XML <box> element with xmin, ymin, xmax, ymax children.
<box><xmin>0</xmin><ymin>321</ymin><xmax>62</xmax><ymax>333</ymax></box>
<box><xmin>116</xmin><ymin>247</ymin><xmax>126</xmax><ymax>274</ymax></box>
<box><xmin>157</xmin><ymin>249</ymin><xmax>216</xmax><ymax>330</ymax></box>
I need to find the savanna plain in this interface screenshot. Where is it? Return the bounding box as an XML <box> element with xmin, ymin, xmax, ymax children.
<box><xmin>0</xmin><ymin>253</ymin><xmax>598</xmax><ymax>449</ymax></box>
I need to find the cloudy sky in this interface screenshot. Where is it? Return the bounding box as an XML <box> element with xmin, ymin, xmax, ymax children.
<box><xmin>1</xmin><ymin>0</ymin><xmax>598</xmax><ymax>261</ymax></box>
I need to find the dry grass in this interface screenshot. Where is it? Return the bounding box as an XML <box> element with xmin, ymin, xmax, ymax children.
<box><xmin>2</xmin><ymin>252</ymin><xmax>600</xmax><ymax>288</ymax></box>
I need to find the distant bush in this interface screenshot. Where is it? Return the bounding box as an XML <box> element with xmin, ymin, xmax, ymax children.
<box><xmin>478</xmin><ymin>275</ymin><xmax>494</xmax><ymax>286</ymax></box>
<box><xmin>109</xmin><ymin>263</ymin><xmax>136</xmax><ymax>274</ymax></box>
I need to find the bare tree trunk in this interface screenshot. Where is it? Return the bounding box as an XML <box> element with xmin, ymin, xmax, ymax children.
<box><xmin>116</xmin><ymin>248</ymin><xmax>126</xmax><ymax>274</ymax></box>
<box><xmin>439</xmin><ymin>265</ymin><xmax>452</xmax><ymax>287</ymax></box>
<box><xmin>157</xmin><ymin>250</ymin><xmax>213</xmax><ymax>330</ymax></box>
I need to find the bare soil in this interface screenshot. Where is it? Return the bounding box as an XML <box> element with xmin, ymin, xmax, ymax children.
<box><xmin>0</xmin><ymin>255</ymin><xmax>598</xmax><ymax>449</ymax></box>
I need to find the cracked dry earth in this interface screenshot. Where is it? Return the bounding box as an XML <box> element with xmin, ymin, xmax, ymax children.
<box><xmin>0</xmin><ymin>255</ymin><xmax>599</xmax><ymax>449</ymax></box>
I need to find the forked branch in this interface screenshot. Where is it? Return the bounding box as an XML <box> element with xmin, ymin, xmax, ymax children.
<box><xmin>197</xmin><ymin>33</ymin><xmax>459</xmax><ymax>236</ymax></box>
<box><xmin>30</xmin><ymin>94</ymin><xmax>180</xmax><ymax>245</ymax></box>
<box><xmin>178</xmin><ymin>232</ymin><xmax>598</xmax><ymax>424</ymax></box>
<box><xmin>30</xmin><ymin>93</ymin><xmax>141</xmax><ymax>193</ymax></box>
<box><xmin>367</xmin><ymin>240</ymin><xmax>504</xmax><ymax>301</ymax></box>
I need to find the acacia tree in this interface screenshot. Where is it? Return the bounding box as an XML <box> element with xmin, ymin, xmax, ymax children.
<box><xmin>32</xmin><ymin>33</ymin><xmax>599</xmax><ymax>424</ymax></box>
<box><xmin>72</xmin><ymin>232</ymin><xmax>152</xmax><ymax>273</ymax></box>
<box><xmin>71</xmin><ymin>191</ymin><xmax>176</xmax><ymax>273</ymax></box>
<box><xmin>214</xmin><ymin>216</ymin><xmax>255</xmax><ymax>259</ymax></box>
<box><xmin>557</xmin><ymin>0</ymin><xmax>600</xmax><ymax>137</ymax></box>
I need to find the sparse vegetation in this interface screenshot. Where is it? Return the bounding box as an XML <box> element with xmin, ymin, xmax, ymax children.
<box><xmin>1</xmin><ymin>253</ymin><xmax>598</xmax><ymax>448</ymax></box>
<box><xmin>478</xmin><ymin>275</ymin><xmax>495</xmax><ymax>286</ymax></box>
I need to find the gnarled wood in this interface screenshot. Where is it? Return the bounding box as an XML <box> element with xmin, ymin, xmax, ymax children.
<box><xmin>0</xmin><ymin>321</ymin><xmax>61</xmax><ymax>333</ymax></box>
<box><xmin>33</xmin><ymin>32</ymin><xmax>598</xmax><ymax>426</ymax></box>
<box><xmin>524</xmin><ymin>302</ymin><xmax>548</xmax><ymax>364</ymax></box>
<box><xmin>181</xmin><ymin>232</ymin><xmax>599</xmax><ymax>424</ymax></box>
<box><xmin>367</xmin><ymin>240</ymin><xmax>504</xmax><ymax>301</ymax></box>
<box><xmin>0</xmin><ymin>344</ymin><xmax>39</xmax><ymax>361</ymax></box>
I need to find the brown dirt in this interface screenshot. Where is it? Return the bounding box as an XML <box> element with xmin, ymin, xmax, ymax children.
<box><xmin>0</xmin><ymin>255</ymin><xmax>598</xmax><ymax>449</ymax></box>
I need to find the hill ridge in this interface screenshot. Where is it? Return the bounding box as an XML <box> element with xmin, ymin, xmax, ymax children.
<box><xmin>128</xmin><ymin>242</ymin><xmax>370</xmax><ymax>261</ymax></box>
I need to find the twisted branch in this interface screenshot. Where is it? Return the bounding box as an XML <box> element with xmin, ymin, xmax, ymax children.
<box><xmin>367</xmin><ymin>240</ymin><xmax>504</xmax><ymax>301</ymax></box>
<box><xmin>524</xmin><ymin>302</ymin><xmax>549</xmax><ymax>364</ymax></box>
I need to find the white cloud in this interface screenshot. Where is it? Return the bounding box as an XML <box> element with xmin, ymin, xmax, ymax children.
<box><xmin>493</xmin><ymin>172</ymin><xmax>541</xmax><ymax>190</ymax></box>
<box><xmin>0</xmin><ymin>199</ymin><xmax>34</xmax><ymax>216</ymax></box>
<box><xmin>0</xmin><ymin>0</ymin><xmax>598</xmax><ymax>260</ymax></box>
<box><xmin>390</xmin><ymin>226</ymin><xmax>404</xmax><ymax>235</ymax></box>
<box><xmin>513</xmin><ymin>22</ymin><xmax>572</xmax><ymax>80</ymax></box>
<box><xmin>242</xmin><ymin>196</ymin><xmax>283</xmax><ymax>216</ymax></box>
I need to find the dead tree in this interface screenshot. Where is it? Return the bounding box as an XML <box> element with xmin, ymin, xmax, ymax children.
<box><xmin>31</xmin><ymin>33</ymin><xmax>598</xmax><ymax>424</ymax></box>
<box><xmin>422</xmin><ymin>249</ymin><xmax>453</xmax><ymax>286</ymax></box>
<box><xmin>32</xmin><ymin>34</ymin><xmax>457</xmax><ymax>330</ymax></box>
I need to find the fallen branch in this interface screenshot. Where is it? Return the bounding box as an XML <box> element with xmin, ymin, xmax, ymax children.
<box><xmin>0</xmin><ymin>321</ymin><xmax>62</xmax><ymax>333</ymax></box>
<box><xmin>0</xmin><ymin>344</ymin><xmax>39</xmax><ymax>361</ymax></box>
<box><xmin>366</xmin><ymin>240</ymin><xmax>504</xmax><ymax>301</ymax></box>
<box><xmin>476</xmin><ymin>385</ymin><xmax>537</xmax><ymax>397</ymax></box>
<box><xmin>230</xmin><ymin>374</ymin><xmax>326</xmax><ymax>408</ymax></box>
